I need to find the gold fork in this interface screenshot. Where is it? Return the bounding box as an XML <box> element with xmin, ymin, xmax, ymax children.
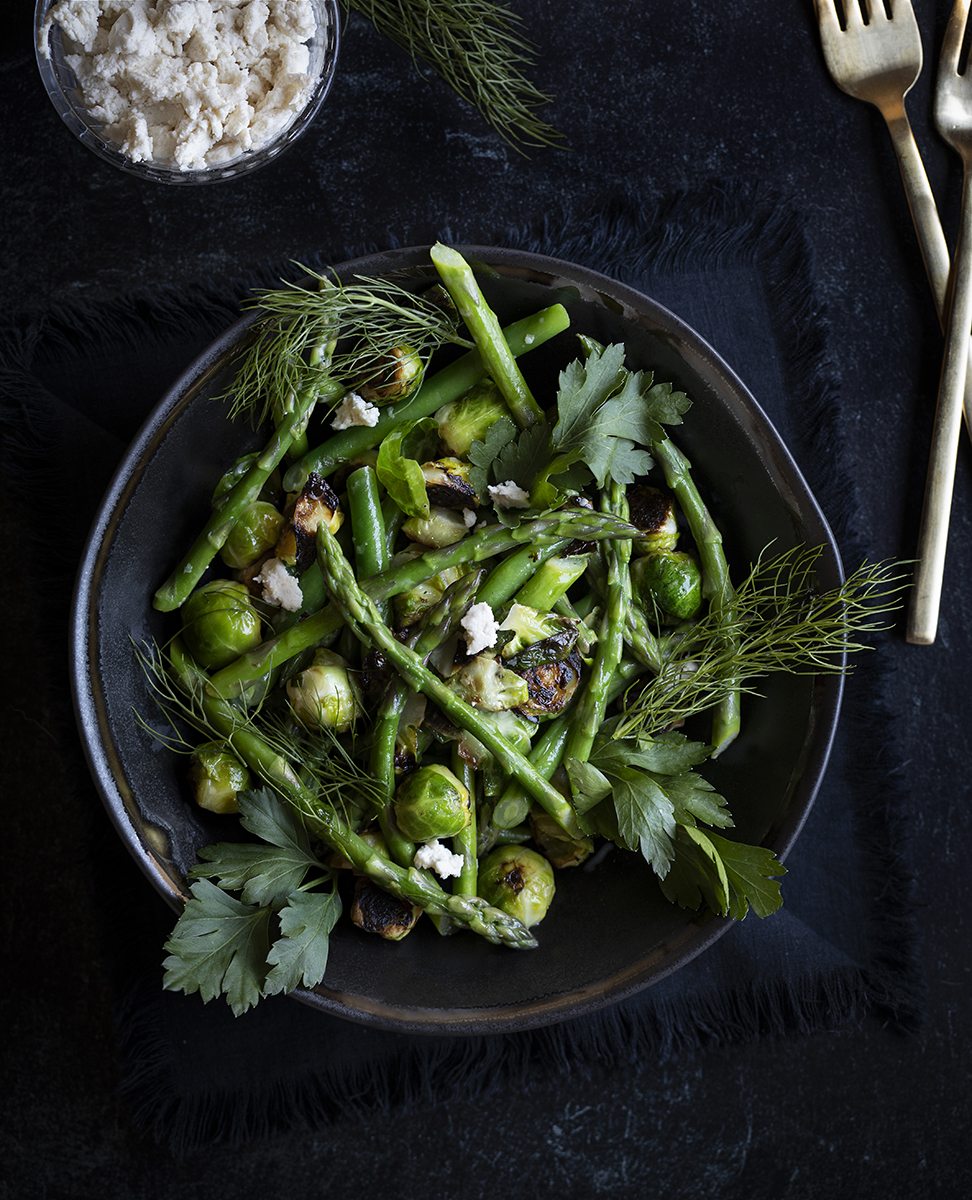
<box><xmin>814</xmin><ymin>0</ymin><xmax>972</xmax><ymax>431</ymax></box>
<box><xmin>908</xmin><ymin>0</ymin><xmax>972</xmax><ymax>644</ymax></box>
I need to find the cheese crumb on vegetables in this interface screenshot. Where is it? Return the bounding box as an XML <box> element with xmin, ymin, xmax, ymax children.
<box><xmin>460</xmin><ymin>601</ymin><xmax>499</xmax><ymax>656</ymax></box>
<box><xmin>413</xmin><ymin>839</ymin><xmax>464</xmax><ymax>880</ymax></box>
<box><xmin>331</xmin><ymin>392</ymin><xmax>381</xmax><ymax>430</ymax></box>
<box><xmin>254</xmin><ymin>556</ymin><xmax>303</xmax><ymax>611</ymax></box>
<box><xmin>488</xmin><ymin>480</ymin><xmax>531</xmax><ymax>510</ymax></box>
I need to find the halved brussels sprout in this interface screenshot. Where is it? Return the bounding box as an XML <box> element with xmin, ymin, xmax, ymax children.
<box><xmin>529</xmin><ymin>808</ymin><xmax>594</xmax><ymax>869</ymax></box>
<box><xmin>276</xmin><ymin>473</ymin><xmax>343</xmax><ymax>572</ymax></box>
<box><xmin>393</xmin><ymin>565</ymin><xmax>465</xmax><ymax>628</ymax></box>
<box><xmin>498</xmin><ymin>603</ymin><xmax>579</xmax><ymax>658</ymax></box>
<box><xmin>356</xmin><ymin>344</ymin><xmax>425</xmax><ymax>403</ymax></box>
<box><xmin>420</xmin><ymin>458</ymin><xmax>479</xmax><ymax>509</ymax></box>
<box><xmin>446</xmin><ymin>655</ymin><xmax>530</xmax><ymax>712</ymax></box>
<box><xmin>402</xmin><ymin>506</ymin><xmax>470</xmax><ymax>548</ymax></box>
<box><xmin>628</xmin><ymin>484</ymin><xmax>679</xmax><ymax>554</ymax></box>
<box><xmin>516</xmin><ymin>650</ymin><xmax>584</xmax><ymax>718</ymax></box>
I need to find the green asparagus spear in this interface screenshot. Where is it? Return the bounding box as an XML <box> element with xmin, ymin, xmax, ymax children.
<box><xmin>371</xmin><ymin>571</ymin><xmax>483</xmax><ymax>867</ymax></box>
<box><xmin>153</xmin><ymin>380</ymin><xmax>342</xmax><ymax>612</ymax></box>
<box><xmin>561</xmin><ymin>484</ymin><xmax>632</xmax><ymax>768</ymax></box>
<box><xmin>476</xmin><ymin>540</ymin><xmax>574</xmax><ymax>609</ymax></box>
<box><xmin>430</xmin><ymin>243</ymin><xmax>545</xmax><ymax>429</ymax></box>
<box><xmin>651</xmin><ymin>435</ymin><xmax>739</xmax><ymax>754</ymax></box>
<box><xmin>316</xmin><ymin>522</ymin><xmax>585</xmax><ymax>839</ymax></box>
<box><xmin>451</xmin><ymin>748</ymin><xmax>479</xmax><ymax>897</ymax></box>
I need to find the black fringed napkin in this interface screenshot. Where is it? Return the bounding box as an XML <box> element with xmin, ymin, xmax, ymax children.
<box><xmin>0</xmin><ymin>180</ymin><xmax>924</xmax><ymax>1153</ymax></box>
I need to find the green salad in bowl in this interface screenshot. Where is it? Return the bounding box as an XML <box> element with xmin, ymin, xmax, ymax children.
<box><xmin>71</xmin><ymin>244</ymin><xmax>899</xmax><ymax>1031</ymax></box>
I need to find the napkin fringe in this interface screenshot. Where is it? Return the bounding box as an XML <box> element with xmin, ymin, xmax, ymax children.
<box><xmin>120</xmin><ymin>958</ymin><xmax>884</xmax><ymax>1155</ymax></box>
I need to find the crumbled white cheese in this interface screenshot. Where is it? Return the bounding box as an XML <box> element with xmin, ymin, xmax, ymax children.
<box><xmin>524</xmin><ymin>333</ymin><xmax>535</xmax><ymax>344</ymax></box>
<box><xmin>462</xmin><ymin>508</ymin><xmax>477</xmax><ymax>529</ymax></box>
<box><xmin>331</xmin><ymin>392</ymin><xmax>380</xmax><ymax>430</ymax></box>
<box><xmin>460</xmin><ymin>601</ymin><xmax>499</xmax><ymax>656</ymax></box>
<box><xmin>39</xmin><ymin>0</ymin><xmax>321</xmax><ymax>171</ymax></box>
<box><xmin>488</xmin><ymin>480</ymin><xmax>531</xmax><ymax>510</ymax></box>
<box><xmin>413</xmin><ymin>839</ymin><xmax>464</xmax><ymax>880</ymax></box>
<box><xmin>254</xmin><ymin>556</ymin><xmax>303</xmax><ymax>611</ymax></box>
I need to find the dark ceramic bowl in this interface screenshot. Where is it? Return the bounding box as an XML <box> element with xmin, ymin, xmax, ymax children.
<box><xmin>70</xmin><ymin>246</ymin><xmax>843</xmax><ymax>1034</ymax></box>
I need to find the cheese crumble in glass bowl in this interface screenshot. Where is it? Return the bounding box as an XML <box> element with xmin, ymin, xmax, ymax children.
<box><xmin>34</xmin><ymin>0</ymin><xmax>340</xmax><ymax>184</ymax></box>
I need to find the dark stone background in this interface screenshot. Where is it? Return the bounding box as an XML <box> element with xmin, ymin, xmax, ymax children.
<box><xmin>2</xmin><ymin>1</ymin><xmax>970</xmax><ymax>1195</ymax></box>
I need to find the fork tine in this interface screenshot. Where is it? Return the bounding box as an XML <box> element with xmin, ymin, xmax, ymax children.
<box><xmin>939</xmin><ymin>0</ymin><xmax>971</xmax><ymax>75</ymax></box>
<box><xmin>844</xmin><ymin>1</ymin><xmax>865</xmax><ymax>32</ymax></box>
<box><xmin>813</xmin><ymin>0</ymin><xmax>840</xmax><ymax>28</ymax></box>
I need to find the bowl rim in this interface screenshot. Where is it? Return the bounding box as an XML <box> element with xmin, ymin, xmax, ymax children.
<box><xmin>33</xmin><ymin>0</ymin><xmax>341</xmax><ymax>184</ymax></box>
<box><xmin>69</xmin><ymin>244</ymin><xmax>845</xmax><ymax>1034</ymax></box>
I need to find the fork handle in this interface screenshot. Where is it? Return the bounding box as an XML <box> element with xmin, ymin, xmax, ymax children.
<box><xmin>887</xmin><ymin>113</ymin><xmax>972</xmax><ymax>437</ymax></box>
<box><xmin>887</xmin><ymin>114</ymin><xmax>952</xmax><ymax>317</ymax></box>
<box><xmin>907</xmin><ymin>167</ymin><xmax>972</xmax><ymax>645</ymax></box>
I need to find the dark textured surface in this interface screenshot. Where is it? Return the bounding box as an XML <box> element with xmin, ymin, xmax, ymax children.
<box><xmin>2</xmin><ymin>1</ymin><xmax>971</xmax><ymax>1196</ymax></box>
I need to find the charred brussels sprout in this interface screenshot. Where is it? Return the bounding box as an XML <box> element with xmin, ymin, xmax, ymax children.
<box><xmin>628</xmin><ymin>484</ymin><xmax>679</xmax><ymax>554</ymax></box>
<box><xmin>181</xmin><ymin>579</ymin><xmax>263</xmax><ymax>670</ymax></box>
<box><xmin>220</xmin><ymin>501</ymin><xmax>285</xmax><ymax>570</ymax></box>
<box><xmin>356</xmin><ymin>344</ymin><xmax>425</xmax><ymax>403</ymax></box>
<box><xmin>446</xmin><ymin>655</ymin><xmax>530</xmax><ymax>712</ymax></box>
<box><xmin>393</xmin><ymin>763</ymin><xmax>470</xmax><ymax>841</ymax></box>
<box><xmin>350</xmin><ymin>877</ymin><xmax>422</xmax><ymax>940</ymax></box>
<box><xmin>499</xmin><ymin>603</ymin><xmax>583</xmax><ymax>658</ymax></box>
<box><xmin>420</xmin><ymin>457</ymin><xmax>479</xmax><ymax>509</ymax></box>
<box><xmin>632</xmin><ymin>550</ymin><xmax>702</xmax><ymax>620</ymax></box>
<box><xmin>516</xmin><ymin>650</ymin><xmax>584</xmax><ymax>719</ymax></box>
<box><xmin>286</xmin><ymin>649</ymin><xmax>362</xmax><ymax>732</ymax></box>
<box><xmin>478</xmin><ymin>845</ymin><xmax>555</xmax><ymax>928</ymax></box>
<box><xmin>435</xmin><ymin>381</ymin><xmax>510</xmax><ymax>456</ymax></box>
<box><xmin>276</xmin><ymin>473</ymin><xmax>344</xmax><ymax>573</ymax></box>
<box><xmin>187</xmin><ymin>740</ymin><xmax>251</xmax><ymax>814</ymax></box>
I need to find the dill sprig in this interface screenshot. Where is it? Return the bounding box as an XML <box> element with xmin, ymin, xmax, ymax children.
<box><xmin>227</xmin><ymin>268</ymin><xmax>473</xmax><ymax>425</ymax></box>
<box><xmin>257</xmin><ymin>710</ymin><xmax>385</xmax><ymax>826</ymax></box>
<box><xmin>612</xmin><ymin>546</ymin><xmax>909</xmax><ymax>740</ymax></box>
<box><xmin>135</xmin><ymin>639</ymin><xmax>384</xmax><ymax>826</ymax></box>
<box><xmin>346</xmin><ymin>0</ymin><xmax>564</xmax><ymax>152</ymax></box>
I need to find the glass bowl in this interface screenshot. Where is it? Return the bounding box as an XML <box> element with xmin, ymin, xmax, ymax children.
<box><xmin>34</xmin><ymin>0</ymin><xmax>340</xmax><ymax>184</ymax></box>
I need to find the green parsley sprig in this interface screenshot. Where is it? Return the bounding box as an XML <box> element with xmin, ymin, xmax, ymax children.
<box><xmin>163</xmin><ymin>788</ymin><xmax>342</xmax><ymax>1016</ymax></box>
<box><xmin>465</xmin><ymin>341</ymin><xmax>692</xmax><ymax>508</ymax></box>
